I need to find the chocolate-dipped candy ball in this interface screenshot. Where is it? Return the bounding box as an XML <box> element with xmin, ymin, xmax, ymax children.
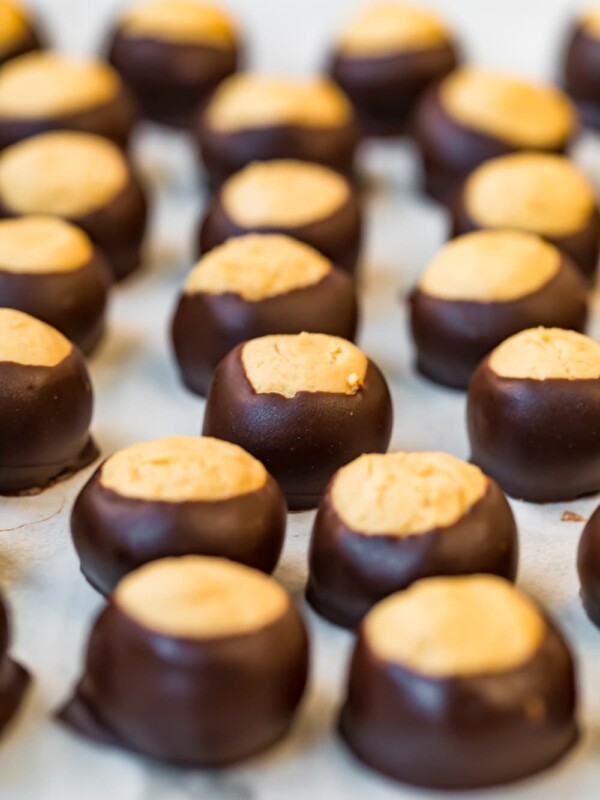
<box><xmin>195</xmin><ymin>73</ymin><xmax>358</xmax><ymax>185</ymax></box>
<box><xmin>107</xmin><ymin>0</ymin><xmax>240</xmax><ymax>129</ymax></box>
<box><xmin>59</xmin><ymin>556</ymin><xmax>309</xmax><ymax>766</ymax></box>
<box><xmin>577</xmin><ymin>505</ymin><xmax>600</xmax><ymax>628</ymax></box>
<box><xmin>0</xmin><ymin>588</ymin><xmax>29</xmax><ymax>737</ymax></box>
<box><xmin>413</xmin><ymin>66</ymin><xmax>577</xmax><ymax>203</ymax></box>
<box><xmin>0</xmin><ymin>216</ymin><xmax>111</xmax><ymax>354</ymax></box>
<box><xmin>410</xmin><ymin>230</ymin><xmax>588</xmax><ymax>389</ymax></box>
<box><xmin>172</xmin><ymin>234</ymin><xmax>358</xmax><ymax>396</ymax></box>
<box><xmin>563</xmin><ymin>8</ymin><xmax>600</xmax><ymax>130</ymax></box>
<box><xmin>0</xmin><ymin>0</ymin><xmax>43</xmax><ymax>69</ymax></box>
<box><xmin>198</xmin><ymin>160</ymin><xmax>362</xmax><ymax>276</ymax></box>
<box><xmin>468</xmin><ymin>327</ymin><xmax>600</xmax><ymax>502</ymax></box>
<box><xmin>202</xmin><ymin>332</ymin><xmax>393</xmax><ymax>510</ymax></box>
<box><xmin>0</xmin><ymin>51</ymin><xmax>138</xmax><ymax>150</ymax></box>
<box><xmin>452</xmin><ymin>153</ymin><xmax>600</xmax><ymax>283</ymax></box>
<box><xmin>71</xmin><ymin>436</ymin><xmax>287</xmax><ymax>596</ymax></box>
<box><xmin>307</xmin><ymin>452</ymin><xmax>517</xmax><ymax>629</ymax></box>
<box><xmin>0</xmin><ymin>308</ymin><xmax>97</xmax><ymax>493</ymax></box>
<box><xmin>340</xmin><ymin>575</ymin><xmax>578</xmax><ymax>789</ymax></box>
<box><xmin>329</xmin><ymin>2</ymin><xmax>459</xmax><ymax>137</ymax></box>
<box><xmin>0</xmin><ymin>131</ymin><xmax>148</xmax><ymax>281</ymax></box>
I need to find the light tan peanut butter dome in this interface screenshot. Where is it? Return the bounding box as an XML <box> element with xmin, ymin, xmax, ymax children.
<box><xmin>222</xmin><ymin>160</ymin><xmax>350</xmax><ymax>228</ymax></box>
<box><xmin>241</xmin><ymin>332</ymin><xmax>367</xmax><ymax>398</ymax></box>
<box><xmin>206</xmin><ymin>73</ymin><xmax>352</xmax><ymax>132</ymax></box>
<box><xmin>100</xmin><ymin>436</ymin><xmax>267</xmax><ymax>502</ymax></box>
<box><xmin>331</xmin><ymin>452</ymin><xmax>487</xmax><ymax>536</ymax></box>
<box><xmin>185</xmin><ymin>234</ymin><xmax>331</xmax><ymax>300</ymax></box>
<box><xmin>115</xmin><ymin>556</ymin><xmax>290</xmax><ymax>639</ymax></box>
<box><xmin>364</xmin><ymin>575</ymin><xmax>544</xmax><ymax>676</ymax></box>
<box><xmin>465</xmin><ymin>153</ymin><xmax>596</xmax><ymax>238</ymax></box>
<box><xmin>119</xmin><ymin>0</ymin><xmax>237</xmax><ymax>46</ymax></box>
<box><xmin>337</xmin><ymin>2</ymin><xmax>450</xmax><ymax>56</ymax></box>
<box><xmin>0</xmin><ymin>52</ymin><xmax>119</xmax><ymax>118</ymax></box>
<box><xmin>0</xmin><ymin>216</ymin><xmax>93</xmax><ymax>273</ymax></box>
<box><xmin>0</xmin><ymin>131</ymin><xmax>128</xmax><ymax>217</ymax></box>
<box><xmin>0</xmin><ymin>307</ymin><xmax>71</xmax><ymax>366</ymax></box>
<box><xmin>489</xmin><ymin>327</ymin><xmax>600</xmax><ymax>380</ymax></box>
<box><xmin>440</xmin><ymin>67</ymin><xmax>575</xmax><ymax>148</ymax></box>
<box><xmin>419</xmin><ymin>231</ymin><xmax>561</xmax><ymax>302</ymax></box>
<box><xmin>0</xmin><ymin>1</ymin><xmax>28</xmax><ymax>50</ymax></box>
<box><xmin>581</xmin><ymin>7</ymin><xmax>600</xmax><ymax>39</ymax></box>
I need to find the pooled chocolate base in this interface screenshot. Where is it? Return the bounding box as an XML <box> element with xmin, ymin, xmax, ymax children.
<box><xmin>58</xmin><ymin>677</ymin><xmax>298</xmax><ymax>768</ymax></box>
<box><xmin>58</xmin><ymin>601</ymin><xmax>309</xmax><ymax>766</ymax></box>
<box><xmin>0</xmin><ymin>436</ymin><xmax>98</xmax><ymax>496</ymax></box>
<box><xmin>58</xmin><ymin>690</ymin><xmax>123</xmax><ymax>748</ymax></box>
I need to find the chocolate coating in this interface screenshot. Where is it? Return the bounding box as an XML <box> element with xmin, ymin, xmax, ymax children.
<box><xmin>564</xmin><ymin>26</ymin><xmax>600</xmax><ymax>131</ymax></box>
<box><xmin>467</xmin><ymin>359</ymin><xmax>600</xmax><ymax>502</ymax></box>
<box><xmin>199</xmin><ymin>188</ymin><xmax>363</xmax><ymax>277</ymax></box>
<box><xmin>339</xmin><ymin>612</ymin><xmax>578</xmax><ymax>789</ymax></box>
<box><xmin>413</xmin><ymin>84</ymin><xmax>573</xmax><ymax>205</ymax></box>
<box><xmin>0</xmin><ymin>347</ymin><xmax>98</xmax><ymax>493</ymax></box>
<box><xmin>0</xmin><ymin>167</ymin><xmax>148</xmax><ymax>283</ymax></box>
<box><xmin>107</xmin><ymin>31</ymin><xmax>239</xmax><ymax>129</ymax></box>
<box><xmin>71</xmin><ymin>468</ymin><xmax>287</xmax><ymax>596</ymax></box>
<box><xmin>172</xmin><ymin>268</ymin><xmax>359</xmax><ymax>396</ymax></box>
<box><xmin>410</xmin><ymin>256</ymin><xmax>589</xmax><ymax>389</ymax></box>
<box><xmin>0</xmin><ymin>82</ymin><xmax>138</xmax><ymax>151</ymax></box>
<box><xmin>578</xmin><ymin>505</ymin><xmax>600</xmax><ymax>627</ymax></box>
<box><xmin>195</xmin><ymin>117</ymin><xmax>359</xmax><ymax>188</ymax></box>
<box><xmin>451</xmin><ymin>192</ymin><xmax>600</xmax><ymax>284</ymax></box>
<box><xmin>0</xmin><ymin>590</ymin><xmax>30</xmax><ymax>738</ymax></box>
<box><xmin>202</xmin><ymin>346</ymin><xmax>393</xmax><ymax>510</ymax></box>
<box><xmin>58</xmin><ymin>589</ymin><xmax>309</xmax><ymax>766</ymax></box>
<box><xmin>307</xmin><ymin>480</ymin><xmax>518</xmax><ymax>629</ymax></box>
<box><xmin>330</xmin><ymin>43</ymin><xmax>458</xmax><ymax>137</ymax></box>
<box><xmin>0</xmin><ymin>248</ymin><xmax>112</xmax><ymax>354</ymax></box>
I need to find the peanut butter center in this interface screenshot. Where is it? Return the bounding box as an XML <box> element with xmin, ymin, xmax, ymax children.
<box><xmin>332</xmin><ymin>452</ymin><xmax>487</xmax><ymax>535</ymax></box>
<box><xmin>100</xmin><ymin>436</ymin><xmax>267</xmax><ymax>502</ymax></box>
<box><xmin>116</xmin><ymin>556</ymin><xmax>290</xmax><ymax>639</ymax></box>
<box><xmin>185</xmin><ymin>234</ymin><xmax>331</xmax><ymax>300</ymax></box>
<box><xmin>365</xmin><ymin>575</ymin><xmax>544</xmax><ymax>676</ymax></box>
<box><xmin>242</xmin><ymin>332</ymin><xmax>367</xmax><ymax>398</ymax></box>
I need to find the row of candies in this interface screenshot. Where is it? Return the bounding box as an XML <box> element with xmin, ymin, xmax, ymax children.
<box><xmin>1</xmin><ymin>0</ymin><xmax>600</xmax><ymax>792</ymax></box>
